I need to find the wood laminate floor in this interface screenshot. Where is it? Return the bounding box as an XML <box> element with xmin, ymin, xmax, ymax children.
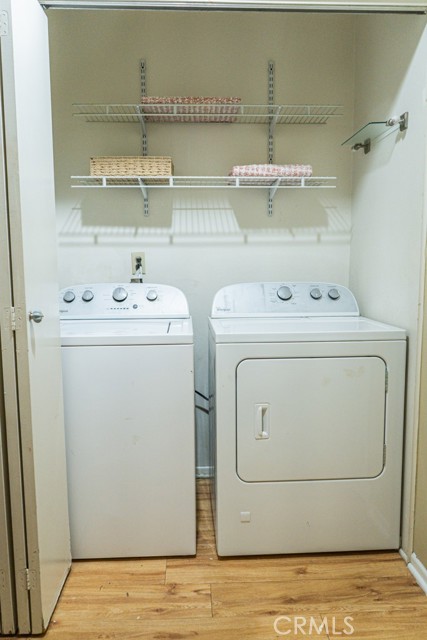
<box><xmin>25</xmin><ymin>480</ymin><xmax>427</xmax><ymax>639</ymax></box>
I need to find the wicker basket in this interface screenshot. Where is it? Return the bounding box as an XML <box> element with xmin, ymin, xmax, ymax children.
<box><xmin>90</xmin><ymin>156</ymin><xmax>173</xmax><ymax>183</ymax></box>
<box><xmin>140</xmin><ymin>96</ymin><xmax>241</xmax><ymax>122</ymax></box>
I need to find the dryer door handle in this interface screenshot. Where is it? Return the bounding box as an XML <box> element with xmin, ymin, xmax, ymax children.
<box><xmin>254</xmin><ymin>403</ymin><xmax>270</xmax><ymax>440</ymax></box>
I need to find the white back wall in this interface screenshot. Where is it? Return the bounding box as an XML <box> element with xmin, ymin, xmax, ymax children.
<box><xmin>48</xmin><ymin>10</ymin><xmax>354</xmax><ymax>471</ymax></box>
<box><xmin>350</xmin><ymin>15</ymin><xmax>427</xmax><ymax>554</ymax></box>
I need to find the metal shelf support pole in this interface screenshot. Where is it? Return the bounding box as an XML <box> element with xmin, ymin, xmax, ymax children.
<box><xmin>140</xmin><ymin>59</ymin><xmax>148</xmax><ymax>157</ymax></box>
<box><xmin>137</xmin><ymin>105</ymin><xmax>147</xmax><ymax>148</ymax></box>
<box><xmin>268</xmin><ymin>60</ymin><xmax>274</xmax><ymax>216</ymax></box>
<box><xmin>268</xmin><ymin>60</ymin><xmax>274</xmax><ymax>164</ymax></box>
<box><xmin>140</xmin><ymin>59</ymin><xmax>149</xmax><ymax>215</ymax></box>
<box><xmin>268</xmin><ymin>178</ymin><xmax>280</xmax><ymax>217</ymax></box>
<box><xmin>138</xmin><ymin>178</ymin><xmax>149</xmax><ymax>217</ymax></box>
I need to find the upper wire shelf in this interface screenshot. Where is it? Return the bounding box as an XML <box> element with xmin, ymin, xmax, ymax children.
<box><xmin>73</xmin><ymin>103</ymin><xmax>344</xmax><ymax>125</ymax></box>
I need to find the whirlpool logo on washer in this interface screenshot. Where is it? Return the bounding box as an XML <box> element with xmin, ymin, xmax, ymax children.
<box><xmin>273</xmin><ymin>615</ymin><xmax>355</xmax><ymax>636</ymax></box>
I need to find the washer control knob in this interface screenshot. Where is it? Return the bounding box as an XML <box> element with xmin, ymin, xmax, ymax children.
<box><xmin>112</xmin><ymin>286</ymin><xmax>128</xmax><ymax>302</ymax></box>
<box><xmin>277</xmin><ymin>285</ymin><xmax>292</xmax><ymax>301</ymax></box>
<box><xmin>328</xmin><ymin>287</ymin><xmax>341</xmax><ymax>300</ymax></box>
<box><xmin>82</xmin><ymin>290</ymin><xmax>94</xmax><ymax>302</ymax></box>
<box><xmin>63</xmin><ymin>290</ymin><xmax>75</xmax><ymax>303</ymax></box>
<box><xmin>146</xmin><ymin>289</ymin><xmax>158</xmax><ymax>302</ymax></box>
<box><xmin>310</xmin><ymin>287</ymin><xmax>322</xmax><ymax>300</ymax></box>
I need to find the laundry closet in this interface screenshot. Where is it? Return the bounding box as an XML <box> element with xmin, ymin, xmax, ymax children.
<box><xmin>1</xmin><ymin>0</ymin><xmax>427</xmax><ymax>634</ymax></box>
<box><xmin>48</xmin><ymin>4</ymin><xmax>427</xmax><ymax>560</ymax></box>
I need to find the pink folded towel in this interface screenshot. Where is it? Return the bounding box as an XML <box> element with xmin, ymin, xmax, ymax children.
<box><xmin>229</xmin><ymin>164</ymin><xmax>313</xmax><ymax>178</ymax></box>
<box><xmin>140</xmin><ymin>96</ymin><xmax>241</xmax><ymax>122</ymax></box>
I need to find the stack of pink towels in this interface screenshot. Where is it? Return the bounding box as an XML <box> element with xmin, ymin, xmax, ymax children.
<box><xmin>229</xmin><ymin>164</ymin><xmax>313</xmax><ymax>178</ymax></box>
<box><xmin>140</xmin><ymin>97</ymin><xmax>241</xmax><ymax>122</ymax></box>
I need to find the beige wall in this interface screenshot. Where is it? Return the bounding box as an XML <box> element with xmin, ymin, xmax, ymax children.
<box><xmin>47</xmin><ymin>10</ymin><xmax>427</xmax><ymax>518</ymax></box>
<box><xmin>414</xmin><ymin>270</ymin><xmax>427</xmax><ymax>566</ymax></box>
<box><xmin>349</xmin><ymin>14</ymin><xmax>427</xmax><ymax>554</ymax></box>
<box><xmin>48</xmin><ymin>10</ymin><xmax>354</xmax><ymax>471</ymax></box>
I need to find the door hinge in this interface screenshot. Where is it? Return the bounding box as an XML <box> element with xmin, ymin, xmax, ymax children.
<box><xmin>2</xmin><ymin>307</ymin><xmax>17</xmax><ymax>332</ymax></box>
<box><xmin>6</xmin><ymin>306</ymin><xmax>22</xmax><ymax>332</ymax></box>
<box><xmin>0</xmin><ymin>11</ymin><xmax>8</xmax><ymax>37</ymax></box>
<box><xmin>383</xmin><ymin>443</ymin><xmax>387</xmax><ymax>466</ymax></box>
<box><xmin>10</xmin><ymin>307</ymin><xmax>16</xmax><ymax>332</ymax></box>
<box><xmin>385</xmin><ymin>367</ymin><xmax>389</xmax><ymax>393</ymax></box>
<box><xmin>24</xmin><ymin>569</ymin><xmax>31</xmax><ymax>591</ymax></box>
<box><xmin>19</xmin><ymin>568</ymin><xmax>36</xmax><ymax>592</ymax></box>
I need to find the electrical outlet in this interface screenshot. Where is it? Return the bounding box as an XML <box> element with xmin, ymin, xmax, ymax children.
<box><xmin>131</xmin><ymin>252</ymin><xmax>146</xmax><ymax>275</ymax></box>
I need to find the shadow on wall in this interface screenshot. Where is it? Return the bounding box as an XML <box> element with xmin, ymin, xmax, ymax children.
<box><xmin>59</xmin><ymin>193</ymin><xmax>351</xmax><ymax>245</ymax></box>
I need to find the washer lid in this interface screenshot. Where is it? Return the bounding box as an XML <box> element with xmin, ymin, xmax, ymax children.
<box><xmin>211</xmin><ymin>282</ymin><xmax>359</xmax><ymax>317</ymax></box>
<box><xmin>59</xmin><ymin>283</ymin><xmax>190</xmax><ymax>320</ymax></box>
<box><xmin>209</xmin><ymin>316</ymin><xmax>406</xmax><ymax>342</ymax></box>
<box><xmin>61</xmin><ymin>318</ymin><xmax>193</xmax><ymax>345</ymax></box>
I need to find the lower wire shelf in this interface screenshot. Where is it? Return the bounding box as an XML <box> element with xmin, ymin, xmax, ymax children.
<box><xmin>71</xmin><ymin>175</ymin><xmax>337</xmax><ymax>217</ymax></box>
<box><xmin>72</xmin><ymin>174</ymin><xmax>336</xmax><ymax>189</ymax></box>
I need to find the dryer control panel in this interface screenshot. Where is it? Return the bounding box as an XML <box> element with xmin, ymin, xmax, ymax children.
<box><xmin>211</xmin><ymin>282</ymin><xmax>359</xmax><ymax>317</ymax></box>
<box><xmin>59</xmin><ymin>283</ymin><xmax>190</xmax><ymax>319</ymax></box>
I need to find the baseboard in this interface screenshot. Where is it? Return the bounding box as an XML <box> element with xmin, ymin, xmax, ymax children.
<box><xmin>408</xmin><ymin>552</ymin><xmax>427</xmax><ymax>595</ymax></box>
<box><xmin>196</xmin><ymin>466</ymin><xmax>212</xmax><ymax>478</ymax></box>
<box><xmin>196</xmin><ymin>467</ymin><xmax>212</xmax><ymax>478</ymax></box>
<box><xmin>399</xmin><ymin>547</ymin><xmax>409</xmax><ymax>563</ymax></box>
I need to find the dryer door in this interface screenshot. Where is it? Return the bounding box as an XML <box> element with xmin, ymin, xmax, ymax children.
<box><xmin>236</xmin><ymin>356</ymin><xmax>386</xmax><ymax>482</ymax></box>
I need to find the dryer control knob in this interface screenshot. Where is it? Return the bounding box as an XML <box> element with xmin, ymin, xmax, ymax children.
<box><xmin>328</xmin><ymin>288</ymin><xmax>340</xmax><ymax>300</ymax></box>
<box><xmin>63</xmin><ymin>290</ymin><xmax>75</xmax><ymax>303</ymax></box>
<box><xmin>310</xmin><ymin>287</ymin><xmax>322</xmax><ymax>300</ymax></box>
<box><xmin>112</xmin><ymin>286</ymin><xmax>128</xmax><ymax>302</ymax></box>
<box><xmin>146</xmin><ymin>289</ymin><xmax>158</xmax><ymax>302</ymax></box>
<box><xmin>277</xmin><ymin>286</ymin><xmax>292</xmax><ymax>301</ymax></box>
<box><xmin>82</xmin><ymin>290</ymin><xmax>94</xmax><ymax>302</ymax></box>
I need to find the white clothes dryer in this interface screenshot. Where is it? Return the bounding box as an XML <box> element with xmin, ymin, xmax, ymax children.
<box><xmin>208</xmin><ymin>282</ymin><xmax>406</xmax><ymax>556</ymax></box>
<box><xmin>59</xmin><ymin>283</ymin><xmax>195</xmax><ymax>559</ymax></box>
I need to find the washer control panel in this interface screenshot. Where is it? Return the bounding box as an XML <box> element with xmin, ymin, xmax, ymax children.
<box><xmin>59</xmin><ymin>283</ymin><xmax>189</xmax><ymax>319</ymax></box>
<box><xmin>211</xmin><ymin>282</ymin><xmax>359</xmax><ymax>317</ymax></box>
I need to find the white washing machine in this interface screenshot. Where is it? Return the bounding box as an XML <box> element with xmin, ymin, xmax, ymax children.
<box><xmin>209</xmin><ymin>282</ymin><xmax>406</xmax><ymax>556</ymax></box>
<box><xmin>59</xmin><ymin>283</ymin><xmax>195</xmax><ymax>559</ymax></box>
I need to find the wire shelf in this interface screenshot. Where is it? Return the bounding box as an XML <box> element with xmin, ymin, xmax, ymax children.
<box><xmin>71</xmin><ymin>175</ymin><xmax>336</xmax><ymax>189</ymax></box>
<box><xmin>73</xmin><ymin>103</ymin><xmax>344</xmax><ymax>125</ymax></box>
